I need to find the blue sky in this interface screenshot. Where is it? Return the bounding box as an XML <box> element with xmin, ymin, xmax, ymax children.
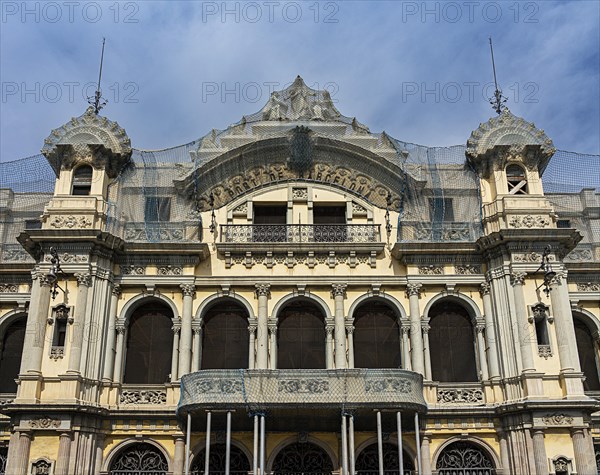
<box><xmin>1</xmin><ymin>0</ymin><xmax>599</xmax><ymax>162</ymax></box>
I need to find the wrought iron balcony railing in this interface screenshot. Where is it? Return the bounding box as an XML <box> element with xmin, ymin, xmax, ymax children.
<box><xmin>220</xmin><ymin>224</ymin><xmax>381</xmax><ymax>243</ymax></box>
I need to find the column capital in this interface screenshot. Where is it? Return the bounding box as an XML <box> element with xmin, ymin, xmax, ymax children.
<box><xmin>326</xmin><ymin>325</ymin><xmax>335</xmax><ymax>336</ymax></box>
<box><xmin>479</xmin><ymin>281</ymin><xmax>491</xmax><ymax>296</ymax></box>
<box><xmin>331</xmin><ymin>283</ymin><xmax>347</xmax><ymax>298</ymax></box>
<box><xmin>406</xmin><ymin>282</ymin><xmax>422</xmax><ymax>297</ymax></box>
<box><xmin>531</xmin><ymin>427</ymin><xmax>546</xmax><ymax>436</ymax></box>
<box><xmin>401</xmin><ymin>325</ymin><xmax>411</xmax><ymax>335</ymax></box>
<box><xmin>116</xmin><ymin>325</ymin><xmax>126</xmax><ymax>335</ymax></box>
<box><xmin>111</xmin><ymin>283</ymin><xmax>122</xmax><ymax>297</ymax></box>
<box><xmin>37</xmin><ymin>273</ymin><xmax>53</xmax><ymax>288</ymax></box>
<box><xmin>345</xmin><ymin>325</ymin><xmax>355</xmax><ymax>335</ymax></box>
<box><xmin>192</xmin><ymin>326</ymin><xmax>202</xmax><ymax>335</ymax></box>
<box><xmin>476</xmin><ymin>323</ymin><xmax>486</xmax><ymax>334</ymax></box>
<box><xmin>171</xmin><ymin>325</ymin><xmax>181</xmax><ymax>335</ymax></box>
<box><xmin>255</xmin><ymin>284</ymin><xmax>271</xmax><ymax>298</ymax></box>
<box><xmin>510</xmin><ymin>271</ymin><xmax>527</xmax><ymax>286</ymax></box>
<box><xmin>75</xmin><ymin>273</ymin><xmax>92</xmax><ymax>287</ymax></box>
<box><xmin>180</xmin><ymin>284</ymin><xmax>196</xmax><ymax>297</ymax></box>
<box><xmin>421</xmin><ymin>323</ymin><xmax>431</xmax><ymax>334</ymax></box>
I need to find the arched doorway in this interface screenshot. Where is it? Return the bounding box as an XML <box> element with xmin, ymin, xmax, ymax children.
<box><xmin>355</xmin><ymin>442</ymin><xmax>414</xmax><ymax>474</ymax></box>
<box><xmin>353</xmin><ymin>301</ymin><xmax>401</xmax><ymax>369</ymax></box>
<box><xmin>109</xmin><ymin>442</ymin><xmax>168</xmax><ymax>474</ymax></box>
<box><xmin>428</xmin><ymin>300</ymin><xmax>478</xmax><ymax>382</ymax></box>
<box><xmin>436</xmin><ymin>441</ymin><xmax>495</xmax><ymax>474</ymax></box>
<box><xmin>190</xmin><ymin>444</ymin><xmax>250</xmax><ymax>475</ymax></box>
<box><xmin>123</xmin><ymin>301</ymin><xmax>173</xmax><ymax>384</ymax></box>
<box><xmin>272</xmin><ymin>442</ymin><xmax>334</xmax><ymax>475</ymax></box>
<box><xmin>573</xmin><ymin>316</ymin><xmax>600</xmax><ymax>391</ymax></box>
<box><xmin>277</xmin><ymin>301</ymin><xmax>327</xmax><ymax>369</ymax></box>
<box><xmin>0</xmin><ymin>317</ymin><xmax>26</xmax><ymax>394</ymax></box>
<box><xmin>201</xmin><ymin>301</ymin><xmax>249</xmax><ymax>369</ymax></box>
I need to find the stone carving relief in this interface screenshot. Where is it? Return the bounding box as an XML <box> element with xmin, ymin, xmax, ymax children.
<box><xmin>193</xmin><ymin>379</ymin><xmax>242</xmax><ymax>394</ymax></box>
<box><xmin>513</xmin><ymin>252</ymin><xmax>555</xmax><ymax>263</ymax></box>
<box><xmin>43</xmin><ymin>252</ymin><xmax>88</xmax><ymax>264</ymax></box>
<box><xmin>49</xmin><ymin>215</ymin><xmax>92</xmax><ymax>229</ymax></box>
<box><xmin>292</xmin><ymin>187</ymin><xmax>308</xmax><ymax>200</ymax></box>
<box><xmin>120</xmin><ymin>389</ymin><xmax>167</xmax><ymax>405</ymax></box>
<box><xmin>508</xmin><ymin>215</ymin><xmax>550</xmax><ymax>228</ymax></box>
<box><xmin>455</xmin><ymin>265</ymin><xmax>480</xmax><ymax>275</ymax></box>
<box><xmin>542</xmin><ymin>414</ymin><xmax>573</xmax><ymax>426</ymax></box>
<box><xmin>553</xmin><ymin>457</ymin><xmax>569</xmax><ymax>472</ymax></box>
<box><xmin>157</xmin><ymin>265</ymin><xmax>183</xmax><ymax>276</ymax></box>
<box><xmin>352</xmin><ymin>202</ymin><xmax>367</xmax><ymax>215</ymax></box>
<box><xmin>49</xmin><ymin>347</ymin><xmax>65</xmax><ymax>360</ymax></box>
<box><xmin>437</xmin><ymin>388</ymin><xmax>484</xmax><ymax>404</ymax></box>
<box><xmin>418</xmin><ymin>265</ymin><xmax>443</xmax><ymax>275</ymax></box>
<box><xmin>278</xmin><ymin>379</ymin><xmax>330</xmax><ymax>394</ymax></box>
<box><xmin>564</xmin><ymin>248</ymin><xmax>593</xmax><ymax>262</ymax></box>
<box><xmin>30</xmin><ymin>458</ymin><xmax>53</xmax><ymax>475</ymax></box>
<box><xmin>2</xmin><ymin>247</ymin><xmax>31</xmax><ymax>262</ymax></box>
<box><xmin>0</xmin><ymin>284</ymin><xmax>18</xmax><ymax>293</ymax></box>
<box><xmin>538</xmin><ymin>345</ymin><xmax>552</xmax><ymax>359</ymax></box>
<box><xmin>365</xmin><ymin>378</ymin><xmax>411</xmax><ymax>394</ymax></box>
<box><xmin>232</xmin><ymin>202</ymin><xmax>248</xmax><ymax>214</ymax></box>
<box><xmin>29</xmin><ymin>416</ymin><xmax>61</xmax><ymax>429</ymax></box>
<box><xmin>577</xmin><ymin>282</ymin><xmax>600</xmax><ymax>292</ymax></box>
<box><xmin>120</xmin><ymin>265</ymin><xmax>145</xmax><ymax>275</ymax></box>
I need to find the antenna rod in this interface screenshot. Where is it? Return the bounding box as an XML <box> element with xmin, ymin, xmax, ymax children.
<box><xmin>97</xmin><ymin>37</ymin><xmax>105</xmax><ymax>96</ymax></box>
<box><xmin>88</xmin><ymin>38</ymin><xmax>108</xmax><ymax>114</ymax></box>
<box><xmin>488</xmin><ymin>37</ymin><xmax>507</xmax><ymax>115</ymax></box>
<box><xmin>489</xmin><ymin>37</ymin><xmax>499</xmax><ymax>92</ymax></box>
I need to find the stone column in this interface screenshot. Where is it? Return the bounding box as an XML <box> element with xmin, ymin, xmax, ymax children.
<box><xmin>325</xmin><ymin>322</ymin><xmax>335</xmax><ymax>369</ymax></box>
<box><xmin>112</xmin><ymin>324</ymin><xmax>126</xmax><ymax>382</ymax></box>
<box><xmin>68</xmin><ymin>273</ymin><xmax>92</xmax><ymax>373</ymax></box>
<box><xmin>401</xmin><ymin>325</ymin><xmax>411</xmax><ymax>371</ymax></box>
<box><xmin>420</xmin><ymin>433</ymin><xmax>432</xmax><ymax>475</ymax></box>
<box><xmin>531</xmin><ymin>428</ymin><xmax>549</xmax><ymax>475</ymax></box>
<box><xmin>54</xmin><ymin>432</ymin><xmax>72</xmax><ymax>475</ymax></box>
<box><xmin>102</xmin><ymin>284</ymin><xmax>121</xmax><ymax>381</ymax></box>
<box><xmin>332</xmin><ymin>284</ymin><xmax>348</xmax><ymax>369</ymax></box>
<box><xmin>247</xmin><ymin>320</ymin><xmax>257</xmax><ymax>369</ymax></box>
<box><xmin>25</xmin><ymin>273</ymin><xmax>52</xmax><ymax>373</ymax></box>
<box><xmin>171</xmin><ymin>325</ymin><xmax>180</xmax><ymax>381</ymax></box>
<box><xmin>422</xmin><ymin>324</ymin><xmax>432</xmax><ymax>380</ymax></box>
<box><xmin>346</xmin><ymin>323</ymin><xmax>355</xmax><ymax>368</ymax></box>
<box><xmin>406</xmin><ymin>283</ymin><xmax>424</xmax><ymax>375</ymax></box>
<box><xmin>549</xmin><ymin>271</ymin><xmax>580</xmax><ymax>372</ymax></box>
<box><xmin>173</xmin><ymin>436</ymin><xmax>186</xmax><ymax>475</ymax></box>
<box><xmin>498</xmin><ymin>430</ymin><xmax>511</xmax><ymax>474</ymax></box>
<box><xmin>255</xmin><ymin>284</ymin><xmax>270</xmax><ymax>369</ymax></box>
<box><xmin>571</xmin><ymin>427</ymin><xmax>597</xmax><ymax>474</ymax></box>
<box><xmin>480</xmin><ymin>282</ymin><xmax>500</xmax><ymax>379</ymax></box>
<box><xmin>93</xmin><ymin>433</ymin><xmax>106</xmax><ymax>475</ymax></box>
<box><xmin>13</xmin><ymin>431</ymin><xmax>32</xmax><ymax>475</ymax></box>
<box><xmin>268</xmin><ymin>318</ymin><xmax>278</xmax><ymax>369</ymax></box>
<box><xmin>476</xmin><ymin>323</ymin><xmax>490</xmax><ymax>380</ymax></box>
<box><xmin>510</xmin><ymin>272</ymin><xmax>535</xmax><ymax>372</ymax></box>
<box><xmin>179</xmin><ymin>284</ymin><xmax>195</xmax><ymax>377</ymax></box>
<box><xmin>191</xmin><ymin>325</ymin><xmax>202</xmax><ymax>372</ymax></box>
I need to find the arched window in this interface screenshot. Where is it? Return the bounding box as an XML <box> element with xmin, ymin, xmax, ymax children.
<box><xmin>201</xmin><ymin>302</ymin><xmax>249</xmax><ymax>369</ymax></box>
<box><xmin>190</xmin><ymin>444</ymin><xmax>250</xmax><ymax>475</ymax></box>
<box><xmin>353</xmin><ymin>301</ymin><xmax>401</xmax><ymax>368</ymax></box>
<box><xmin>429</xmin><ymin>300</ymin><xmax>478</xmax><ymax>382</ymax></box>
<box><xmin>72</xmin><ymin>164</ymin><xmax>93</xmax><ymax>196</ymax></box>
<box><xmin>277</xmin><ymin>301</ymin><xmax>326</xmax><ymax>369</ymax></box>
<box><xmin>506</xmin><ymin>164</ymin><xmax>528</xmax><ymax>194</ymax></box>
<box><xmin>272</xmin><ymin>442</ymin><xmax>333</xmax><ymax>475</ymax></box>
<box><xmin>574</xmin><ymin>317</ymin><xmax>600</xmax><ymax>391</ymax></box>
<box><xmin>0</xmin><ymin>317</ymin><xmax>26</xmax><ymax>394</ymax></box>
<box><xmin>123</xmin><ymin>302</ymin><xmax>173</xmax><ymax>384</ymax></box>
<box><xmin>0</xmin><ymin>446</ymin><xmax>7</xmax><ymax>475</ymax></box>
<box><xmin>355</xmin><ymin>442</ymin><xmax>414</xmax><ymax>474</ymax></box>
<box><xmin>436</xmin><ymin>441</ymin><xmax>495</xmax><ymax>474</ymax></box>
<box><xmin>109</xmin><ymin>442</ymin><xmax>168</xmax><ymax>475</ymax></box>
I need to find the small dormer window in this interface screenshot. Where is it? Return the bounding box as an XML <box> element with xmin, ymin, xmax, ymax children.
<box><xmin>506</xmin><ymin>164</ymin><xmax>528</xmax><ymax>194</ymax></box>
<box><xmin>72</xmin><ymin>165</ymin><xmax>93</xmax><ymax>195</ymax></box>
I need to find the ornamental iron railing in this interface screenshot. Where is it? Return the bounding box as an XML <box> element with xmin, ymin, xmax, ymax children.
<box><xmin>220</xmin><ymin>224</ymin><xmax>380</xmax><ymax>243</ymax></box>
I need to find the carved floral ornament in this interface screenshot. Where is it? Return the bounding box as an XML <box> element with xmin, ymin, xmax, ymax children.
<box><xmin>29</xmin><ymin>416</ymin><xmax>61</xmax><ymax>429</ymax></box>
<box><xmin>542</xmin><ymin>413</ymin><xmax>574</xmax><ymax>426</ymax></box>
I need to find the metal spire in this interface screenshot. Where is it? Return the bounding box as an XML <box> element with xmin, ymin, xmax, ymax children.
<box><xmin>87</xmin><ymin>38</ymin><xmax>108</xmax><ymax>114</ymax></box>
<box><xmin>488</xmin><ymin>37</ymin><xmax>508</xmax><ymax>115</ymax></box>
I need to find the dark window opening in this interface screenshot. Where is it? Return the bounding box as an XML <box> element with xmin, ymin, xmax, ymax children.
<box><xmin>145</xmin><ymin>197</ymin><xmax>171</xmax><ymax>222</ymax></box>
<box><xmin>355</xmin><ymin>442</ymin><xmax>415</xmax><ymax>473</ymax></box>
<box><xmin>278</xmin><ymin>301</ymin><xmax>326</xmax><ymax>369</ymax></box>
<box><xmin>353</xmin><ymin>302</ymin><xmax>401</xmax><ymax>369</ymax></box>
<box><xmin>123</xmin><ymin>302</ymin><xmax>173</xmax><ymax>384</ymax></box>
<box><xmin>201</xmin><ymin>302</ymin><xmax>249</xmax><ymax>369</ymax></box>
<box><xmin>507</xmin><ymin>164</ymin><xmax>528</xmax><ymax>195</ymax></box>
<box><xmin>190</xmin><ymin>444</ymin><xmax>250</xmax><ymax>475</ymax></box>
<box><xmin>428</xmin><ymin>198</ymin><xmax>454</xmax><ymax>223</ymax></box>
<box><xmin>313</xmin><ymin>205</ymin><xmax>346</xmax><ymax>224</ymax></box>
<box><xmin>52</xmin><ymin>305</ymin><xmax>69</xmax><ymax>347</ymax></box>
<box><xmin>272</xmin><ymin>442</ymin><xmax>333</xmax><ymax>475</ymax></box>
<box><xmin>25</xmin><ymin>219</ymin><xmax>42</xmax><ymax>230</ymax></box>
<box><xmin>557</xmin><ymin>219</ymin><xmax>571</xmax><ymax>229</ymax></box>
<box><xmin>429</xmin><ymin>300</ymin><xmax>478</xmax><ymax>382</ymax></box>
<box><xmin>253</xmin><ymin>204</ymin><xmax>287</xmax><ymax>224</ymax></box>
<box><xmin>0</xmin><ymin>318</ymin><xmax>26</xmax><ymax>394</ymax></box>
<box><xmin>72</xmin><ymin>165</ymin><xmax>93</xmax><ymax>196</ymax></box>
<box><xmin>574</xmin><ymin>318</ymin><xmax>600</xmax><ymax>391</ymax></box>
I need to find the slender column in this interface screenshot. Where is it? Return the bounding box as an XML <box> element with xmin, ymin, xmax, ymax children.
<box><xmin>179</xmin><ymin>284</ymin><xmax>195</xmax><ymax>377</ymax></box>
<box><xmin>255</xmin><ymin>284</ymin><xmax>270</xmax><ymax>369</ymax></box>
<box><xmin>422</xmin><ymin>324</ymin><xmax>432</xmax><ymax>380</ymax></box>
<box><xmin>5</xmin><ymin>431</ymin><xmax>20</xmax><ymax>475</ymax></box>
<box><xmin>376</xmin><ymin>411</ymin><xmax>384</xmax><ymax>475</ymax></box>
<box><xmin>346</xmin><ymin>324</ymin><xmax>355</xmax><ymax>368</ymax></box>
<box><xmin>401</xmin><ymin>326</ymin><xmax>411</xmax><ymax>371</ymax></box>
<box><xmin>531</xmin><ymin>428</ymin><xmax>549</xmax><ymax>475</ymax></box>
<box><xmin>498</xmin><ymin>430</ymin><xmax>511</xmax><ymax>473</ymax></box>
<box><xmin>253</xmin><ymin>415</ymin><xmax>259</xmax><ymax>475</ymax></box>
<box><xmin>571</xmin><ymin>427</ymin><xmax>597</xmax><ymax>474</ymax></box>
<box><xmin>406</xmin><ymin>283</ymin><xmax>424</xmax><ymax>375</ymax></box>
<box><xmin>55</xmin><ymin>432</ymin><xmax>72</xmax><ymax>475</ymax></box>
<box><xmin>332</xmin><ymin>284</ymin><xmax>348</xmax><ymax>368</ymax></box>
<box><xmin>397</xmin><ymin>412</ymin><xmax>404</xmax><ymax>475</ymax></box>
<box><xmin>510</xmin><ymin>272</ymin><xmax>535</xmax><ymax>372</ymax></box>
<box><xmin>476</xmin><ymin>323</ymin><xmax>490</xmax><ymax>380</ymax></box>
<box><xmin>420</xmin><ymin>433</ymin><xmax>432</xmax><ymax>475</ymax></box>
<box><xmin>185</xmin><ymin>413</ymin><xmax>192</xmax><ymax>475</ymax></box>
<box><xmin>341</xmin><ymin>415</ymin><xmax>348</xmax><ymax>475</ymax></box>
<box><xmin>24</xmin><ymin>274</ymin><xmax>51</xmax><ymax>373</ymax></box>
<box><xmin>174</xmin><ymin>436</ymin><xmax>185</xmax><ymax>475</ymax></box>
<box><xmin>268</xmin><ymin>319</ymin><xmax>277</xmax><ymax>369</ymax></box>
<box><xmin>348</xmin><ymin>414</ymin><xmax>356</xmax><ymax>475</ymax></box>
<box><xmin>205</xmin><ymin>411</ymin><xmax>212</xmax><ymax>475</ymax></box>
<box><xmin>414</xmin><ymin>413</ymin><xmax>422</xmax><ymax>475</ymax></box>
<box><xmin>68</xmin><ymin>273</ymin><xmax>91</xmax><ymax>373</ymax></box>
<box><xmin>549</xmin><ymin>272</ymin><xmax>580</xmax><ymax>371</ymax></box>
<box><xmin>102</xmin><ymin>284</ymin><xmax>121</xmax><ymax>381</ymax></box>
<box><xmin>326</xmin><ymin>323</ymin><xmax>335</xmax><ymax>369</ymax></box>
<box><xmin>191</xmin><ymin>325</ymin><xmax>202</xmax><ymax>372</ymax></box>
<box><xmin>14</xmin><ymin>431</ymin><xmax>32</xmax><ymax>475</ymax></box>
<box><xmin>113</xmin><ymin>325</ymin><xmax>126</xmax><ymax>382</ymax></box>
<box><xmin>480</xmin><ymin>282</ymin><xmax>500</xmax><ymax>379</ymax></box>
<box><xmin>171</xmin><ymin>325</ymin><xmax>181</xmax><ymax>381</ymax></box>
<box><xmin>260</xmin><ymin>415</ymin><xmax>266</xmax><ymax>475</ymax></box>
<box><xmin>225</xmin><ymin>411</ymin><xmax>232</xmax><ymax>475</ymax></box>
<box><xmin>248</xmin><ymin>321</ymin><xmax>257</xmax><ymax>369</ymax></box>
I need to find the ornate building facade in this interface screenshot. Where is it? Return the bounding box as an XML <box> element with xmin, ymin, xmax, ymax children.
<box><xmin>0</xmin><ymin>77</ymin><xmax>599</xmax><ymax>474</ymax></box>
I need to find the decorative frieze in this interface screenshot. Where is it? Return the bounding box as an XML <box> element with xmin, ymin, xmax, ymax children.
<box><xmin>508</xmin><ymin>215</ymin><xmax>550</xmax><ymax>228</ymax></box>
<box><xmin>576</xmin><ymin>282</ymin><xmax>599</xmax><ymax>292</ymax></box>
<box><xmin>365</xmin><ymin>378</ymin><xmax>411</xmax><ymax>394</ymax></box>
<box><xmin>513</xmin><ymin>251</ymin><xmax>555</xmax><ymax>263</ymax></box>
<box><xmin>455</xmin><ymin>265</ymin><xmax>480</xmax><ymax>275</ymax></box>
<box><xmin>29</xmin><ymin>416</ymin><xmax>61</xmax><ymax>429</ymax></box>
<box><xmin>50</xmin><ymin>215</ymin><xmax>92</xmax><ymax>229</ymax></box>
<box><xmin>226</xmin><ymin>251</ymin><xmax>377</xmax><ymax>269</ymax></box>
<box><xmin>120</xmin><ymin>389</ymin><xmax>167</xmax><ymax>405</ymax></box>
<box><xmin>418</xmin><ymin>265</ymin><xmax>443</xmax><ymax>275</ymax></box>
<box><xmin>564</xmin><ymin>248</ymin><xmax>593</xmax><ymax>262</ymax></box>
<box><xmin>43</xmin><ymin>252</ymin><xmax>88</xmax><ymax>264</ymax></box>
<box><xmin>437</xmin><ymin>387</ymin><xmax>484</xmax><ymax>404</ymax></box>
<box><xmin>278</xmin><ymin>379</ymin><xmax>329</xmax><ymax>394</ymax></box>
<box><xmin>120</xmin><ymin>265</ymin><xmax>145</xmax><ymax>275</ymax></box>
<box><xmin>542</xmin><ymin>413</ymin><xmax>573</xmax><ymax>426</ymax></box>
<box><xmin>2</xmin><ymin>246</ymin><xmax>32</xmax><ymax>262</ymax></box>
<box><xmin>0</xmin><ymin>284</ymin><xmax>18</xmax><ymax>293</ymax></box>
<box><xmin>538</xmin><ymin>345</ymin><xmax>553</xmax><ymax>359</ymax></box>
<box><xmin>49</xmin><ymin>347</ymin><xmax>65</xmax><ymax>360</ymax></box>
<box><xmin>158</xmin><ymin>265</ymin><xmax>183</xmax><ymax>276</ymax></box>
<box><xmin>193</xmin><ymin>379</ymin><xmax>242</xmax><ymax>394</ymax></box>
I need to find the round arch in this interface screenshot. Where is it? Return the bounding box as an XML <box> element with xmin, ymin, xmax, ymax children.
<box><xmin>190</xmin><ymin>438</ymin><xmax>253</xmax><ymax>467</ymax></box>
<box><xmin>571</xmin><ymin>307</ymin><xmax>600</xmax><ymax>335</ymax></box>
<box><xmin>354</xmin><ymin>435</ymin><xmax>416</xmax><ymax>469</ymax></box>
<box><xmin>347</xmin><ymin>293</ymin><xmax>408</xmax><ymax>322</ymax></box>
<box><xmin>272</xmin><ymin>293</ymin><xmax>332</xmax><ymax>321</ymax></box>
<box><xmin>422</xmin><ymin>292</ymin><xmax>482</xmax><ymax>323</ymax></box>
<box><xmin>267</xmin><ymin>436</ymin><xmax>338</xmax><ymax>473</ymax></box>
<box><xmin>119</xmin><ymin>293</ymin><xmax>180</xmax><ymax>325</ymax></box>
<box><xmin>432</xmin><ymin>437</ymin><xmax>500</xmax><ymax>471</ymax></box>
<box><xmin>101</xmin><ymin>438</ymin><xmax>172</xmax><ymax>473</ymax></box>
<box><xmin>195</xmin><ymin>293</ymin><xmax>255</xmax><ymax>322</ymax></box>
<box><xmin>0</xmin><ymin>309</ymin><xmax>27</xmax><ymax>338</ymax></box>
